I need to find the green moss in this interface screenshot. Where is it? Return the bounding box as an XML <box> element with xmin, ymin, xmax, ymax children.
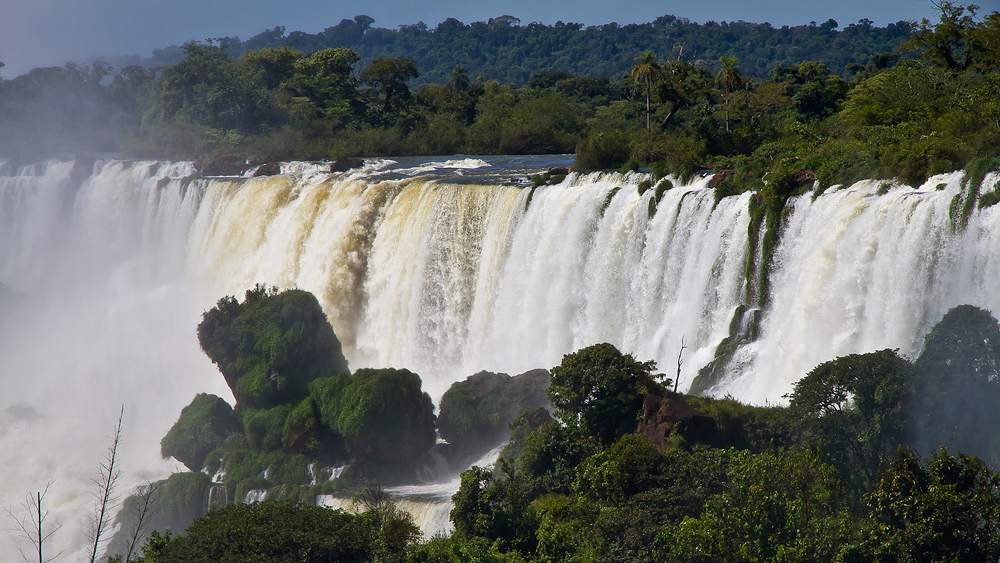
<box><xmin>691</xmin><ymin>305</ymin><xmax>751</xmax><ymax>395</ymax></box>
<box><xmin>220</xmin><ymin>446</ymin><xmax>313</xmax><ymax>502</ymax></box>
<box><xmin>438</xmin><ymin>370</ymin><xmax>550</xmax><ymax>455</ymax></box>
<box><xmin>955</xmin><ymin>157</ymin><xmax>1000</xmax><ymax>230</ymax></box>
<box><xmin>620</xmin><ymin>159</ymin><xmax>642</xmax><ymax>174</ymax></box>
<box><xmin>197</xmin><ymin>286</ymin><xmax>350</xmax><ymax>409</ymax></box>
<box><xmin>333</xmin><ymin>367</ymin><xmax>436</xmax><ymax>463</ymax></box>
<box><xmin>524</xmin><ymin>186</ymin><xmax>538</xmax><ymax>211</ymax></box>
<box><xmin>161</xmin><ymin>393</ymin><xmax>242</xmax><ymax>471</ymax></box>
<box><xmin>637</xmin><ymin>178</ymin><xmax>653</xmax><ymax>195</ymax></box>
<box><xmin>241</xmin><ymin>404</ymin><xmax>294</xmax><ymax>451</ymax></box>
<box><xmin>599</xmin><ymin>187</ymin><xmax>621</xmax><ymax>217</ymax></box>
<box><xmin>979</xmin><ymin>189</ymin><xmax>1000</xmax><ymax>209</ymax></box>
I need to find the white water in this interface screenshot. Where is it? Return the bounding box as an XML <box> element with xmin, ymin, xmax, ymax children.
<box><xmin>0</xmin><ymin>158</ymin><xmax>996</xmax><ymax>559</ymax></box>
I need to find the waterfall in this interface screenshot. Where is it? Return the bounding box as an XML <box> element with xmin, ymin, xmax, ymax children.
<box><xmin>726</xmin><ymin>172</ymin><xmax>1000</xmax><ymax>402</ymax></box>
<box><xmin>1</xmin><ymin>156</ymin><xmax>996</xmax><ymax>558</ymax></box>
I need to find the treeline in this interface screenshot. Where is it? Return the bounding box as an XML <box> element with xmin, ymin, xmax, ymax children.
<box><xmin>0</xmin><ymin>2</ymin><xmax>998</xmax><ymax>195</ymax></box>
<box><xmin>109</xmin><ymin>14</ymin><xmax>912</xmax><ymax>86</ymax></box>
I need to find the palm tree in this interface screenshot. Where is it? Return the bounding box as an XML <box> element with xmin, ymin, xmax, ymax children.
<box><xmin>717</xmin><ymin>56</ymin><xmax>743</xmax><ymax>131</ymax></box>
<box><xmin>631</xmin><ymin>51</ymin><xmax>663</xmax><ymax>130</ymax></box>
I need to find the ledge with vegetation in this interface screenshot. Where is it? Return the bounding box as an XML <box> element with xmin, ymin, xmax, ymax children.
<box><xmin>117</xmin><ymin>286</ymin><xmax>1000</xmax><ymax>562</ymax></box>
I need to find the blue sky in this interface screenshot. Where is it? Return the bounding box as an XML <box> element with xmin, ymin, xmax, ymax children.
<box><xmin>0</xmin><ymin>0</ymin><xmax>994</xmax><ymax>78</ymax></box>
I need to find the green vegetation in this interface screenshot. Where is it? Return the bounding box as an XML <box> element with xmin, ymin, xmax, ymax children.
<box><xmin>439</xmin><ymin>309</ymin><xmax>1000</xmax><ymax>562</ymax></box>
<box><xmin>326</xmin><ymin>368</ymin><xmax>436</xmax><ymax>463</ymax></box>
<box><xmin>2</xmin><ymin>3</ymin><xmax>997</xmax><ymax>201</ymax></box>
<box><xmin>547</xmin><ymin>343</ymin><xmax>665</xmax><ymax>446</ymax></box>
<box><xmin>139</xmin><ymin>499</ymin><xmax>411</xmax><ymax>563</ymax></box>
<box><xmin>437</xmin><ymin>370</ymin><xmax>550</xmax><ymax>458</ymax></box>
<box><xmin>132</xmin><ymin>303</ymin><xmax>1000</xmax><ymax>562</ymax></box>
<box><xmin>160</xmin><ymin>393</ymin><xmax>242</xmax><ymax>471</ymax></box>
<box><xmin>197</xmin><ymin>284</ymin><xmax>349</xmax><ymax>408</ymax></box>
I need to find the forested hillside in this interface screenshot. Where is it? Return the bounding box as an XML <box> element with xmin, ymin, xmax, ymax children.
<box><xmin>0</xmin><ymin>2</ymin><xmax>996</xmax><ymax>197</ymax></box>
<box><xmin>133</xmin><ymin>14</ymin><xmax>913</xmax><ymax>85</ymax></box>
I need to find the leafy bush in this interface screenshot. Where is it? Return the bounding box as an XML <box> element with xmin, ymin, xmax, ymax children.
<box><xmin>547</xmin><ymin>343</ymin><xmax>663</xmax><ymax>446</ymax></box>
<box><xmin>142</xmin><ymin>501</ymin><xmax>375</xmax><ymax>563</ymax></box>
<box><xmin>575</xmin><ymin>129</ymin><xmax>630</xmax><ymax>170</ymax></box>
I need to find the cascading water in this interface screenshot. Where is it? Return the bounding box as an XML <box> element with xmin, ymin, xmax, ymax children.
<box><xmin>1</xmin><ymin>155</ymin><xmax>996</xmax><ymax>558</ymax></box>
<box><xmin>726</xmin><ymin>172</ymin><xmax>1000</xmax><ymax>402</ymax></box>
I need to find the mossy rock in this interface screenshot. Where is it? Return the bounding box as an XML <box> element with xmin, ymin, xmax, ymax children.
<box><xmin>437</xmin><ymin>369</ymin><xmax>551</xmax><ymax>456</ymax></box>
<box><xmin>161</xmin><ymin>394</ymin><xmax>242</xmax><ymax>471</ymax></box>
<box><xmin>197</xmin><ymin>285</ymin><xmax>350</xmax><ymax>409</ymax></box>
<box><xmin>240</xmin><ymin>404</ymin><xmax>295</xmax><ymax>452</ymax></box>
<box><xmin>326</xmin><ymin>368</ymin><xmax>437</xmax><ymax>463</ymax></box>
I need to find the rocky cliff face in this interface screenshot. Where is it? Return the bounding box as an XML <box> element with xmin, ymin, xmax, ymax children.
<box><xmin>636</xmin><ymin>392</ymin><xmax>715</xmax><ymax>450</ymax></box>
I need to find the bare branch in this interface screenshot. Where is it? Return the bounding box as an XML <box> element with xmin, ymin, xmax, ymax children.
<box><xmin>5</xmin><ymin>482</ymin><xmax>63</xmax><ymax>563</ymax></box>
<box><xmin>88</xmin><ymin>406</ymin><xmax>125</xmax><ymax>563</ymax></box>
<box><xmin>675</xmin><ymin>336</ymin><xmax>687</xmax><ymax>393</ymax></box>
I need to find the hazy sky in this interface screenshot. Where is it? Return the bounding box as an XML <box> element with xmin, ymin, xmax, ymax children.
<box><xmin>1</xmin><ymin>0</ymin><xmax>996</xmax><ymax>78</ymax></box>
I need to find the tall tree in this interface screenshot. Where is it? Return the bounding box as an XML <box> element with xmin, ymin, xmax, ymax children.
<box><xmin>716</xmin><ymin>56</ymin><xmax>743</xmax><ymax>131</ymax></box>
<box><xmin>631</xmin><ymin>51</ymin><xmax>663</xmax><ymax>130</ymax></box>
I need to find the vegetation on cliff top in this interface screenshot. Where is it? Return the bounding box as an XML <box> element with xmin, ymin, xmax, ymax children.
<box><xmin>2</xmin><ymin>1</ymin><xmax>997</xmax><ymax>193</ymax></box>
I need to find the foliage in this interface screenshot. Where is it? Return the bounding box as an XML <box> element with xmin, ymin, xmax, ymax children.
<box><xmin>323</xmin><ymin>368</ymin><xmax>437</xmax><ymax>463</ymax></box>
<box><xmin>861</xmin><ymin>447</ymin><xmax>1000</xmax><ymax>562</ymax></box>
<box><xmin>437</xmin><ymin>370</ymin><xmax>550</xmax><ymax>456</ymax></box>
<box><xmin>547</xmin><ymin>343</ymin><xmax>663</xmax><ymax>446</ymax></box>
<box><xmin>789</xmin><ymin>349</ymin><xmax>913</xmax><ymax>487</ymax></box>
<box><xmin>450</xmin><ymin>464</ymin><xmax>538</xmax><ymax>554</ymax></box>
<box><xmin>141</xmin><ymin>501</ymin><xmax>375</xmax><ymax>563</ymax></box>
<box><xmin>658</xmin><ymin>449</ymin><xmax>852</xmax><ymax>563</ymax></box>
<box><xmin>160</xmin><ymin>393</ymin><xmax>242</xmax><ymax>471</ymax></box>
<box><xmin>909</xmin><ymin>305</ymin><xmax>1000</xmax><ymax>461</ymax></box>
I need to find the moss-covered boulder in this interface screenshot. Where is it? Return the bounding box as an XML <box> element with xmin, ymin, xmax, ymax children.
<box><xmin>161</xmin><ymin>394</ymin><xmax>242</xmax><ymax>471</ymax></box>
<box><xmin>197</xmin><ymin>285</ymin><xmax>350</xmax><ymax>409</ymax></box>
<box><xmin>282</xmin><ymin>396</ymin><xmax>348</xmax><ymax>460</ymax></box>
<box><xmin>311</xmin><ymin>368</ymin><xmax>436</xmax><ymax>463</ymax></box>
<box><xmin>437</xmin><ymin>369</ymin><xmax>551</xmax><ymax>456</ymax></box>
<box><xmin>240</xmin><ymin>404</ymin><xmax>295</xmax><ymax>452</ymax></box>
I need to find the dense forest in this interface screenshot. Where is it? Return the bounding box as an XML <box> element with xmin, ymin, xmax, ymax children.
<box><xmin>0</xmin><ymin>2</ymin><xmax>997</xmax><ymax>201</ymax></box>
<box><xmin>107</xmin><ymin>284</ymin><xmax>1000</xmax><ymax>563</ymax></box>
<box><xmin>3</xmin><ymin>2</ymin><xmax>994</xmax><ymax>186</ymax></box>
<box><xmin>0</xmin><ymin>2</ymin><xmax>1000</xmax><ymax>198</ymax></box>
<box><xmin>105</xmin><ymin>14</ymin><xmax>914</xmax><ymax>85</ymax></box>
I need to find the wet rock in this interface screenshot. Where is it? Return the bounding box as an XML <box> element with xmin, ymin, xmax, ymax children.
<box><xmin>197</xmin><ymin>154</ymin><xmax>250</xmax><ymax>176</ymax></box>
<box><xmin>330</xmin><ymin>158</ymin><xmax>364</xmax><ymax>172</ymax></box>
<box><xmin>252</xmin><ymin>161</ymin><xmax>281</xmax><ymax>177</ymax></box>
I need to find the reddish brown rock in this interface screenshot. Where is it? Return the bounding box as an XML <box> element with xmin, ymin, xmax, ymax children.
<box><xmin>708</xmin><ymin>169</ymin><xmax>735</xmax><ymax>189</ymax></box>
<box><xmin>253</xmin><ymin>161</ymin><xmax>281</xmax><ymax>177</ymax></box>
<box><xmin>197</xmin><ymin>154</ymin><xmax>250</xmax><ymax>176</ymax></box>
<box><xmin>330</xmin><ymin>158</ymin><xmax>364</xmax><ymax>172</ymax></box>
<box><xmin>635</xmin><ymin>392</ymin><xmax>715</xmax><ymax>450</ymax></box>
